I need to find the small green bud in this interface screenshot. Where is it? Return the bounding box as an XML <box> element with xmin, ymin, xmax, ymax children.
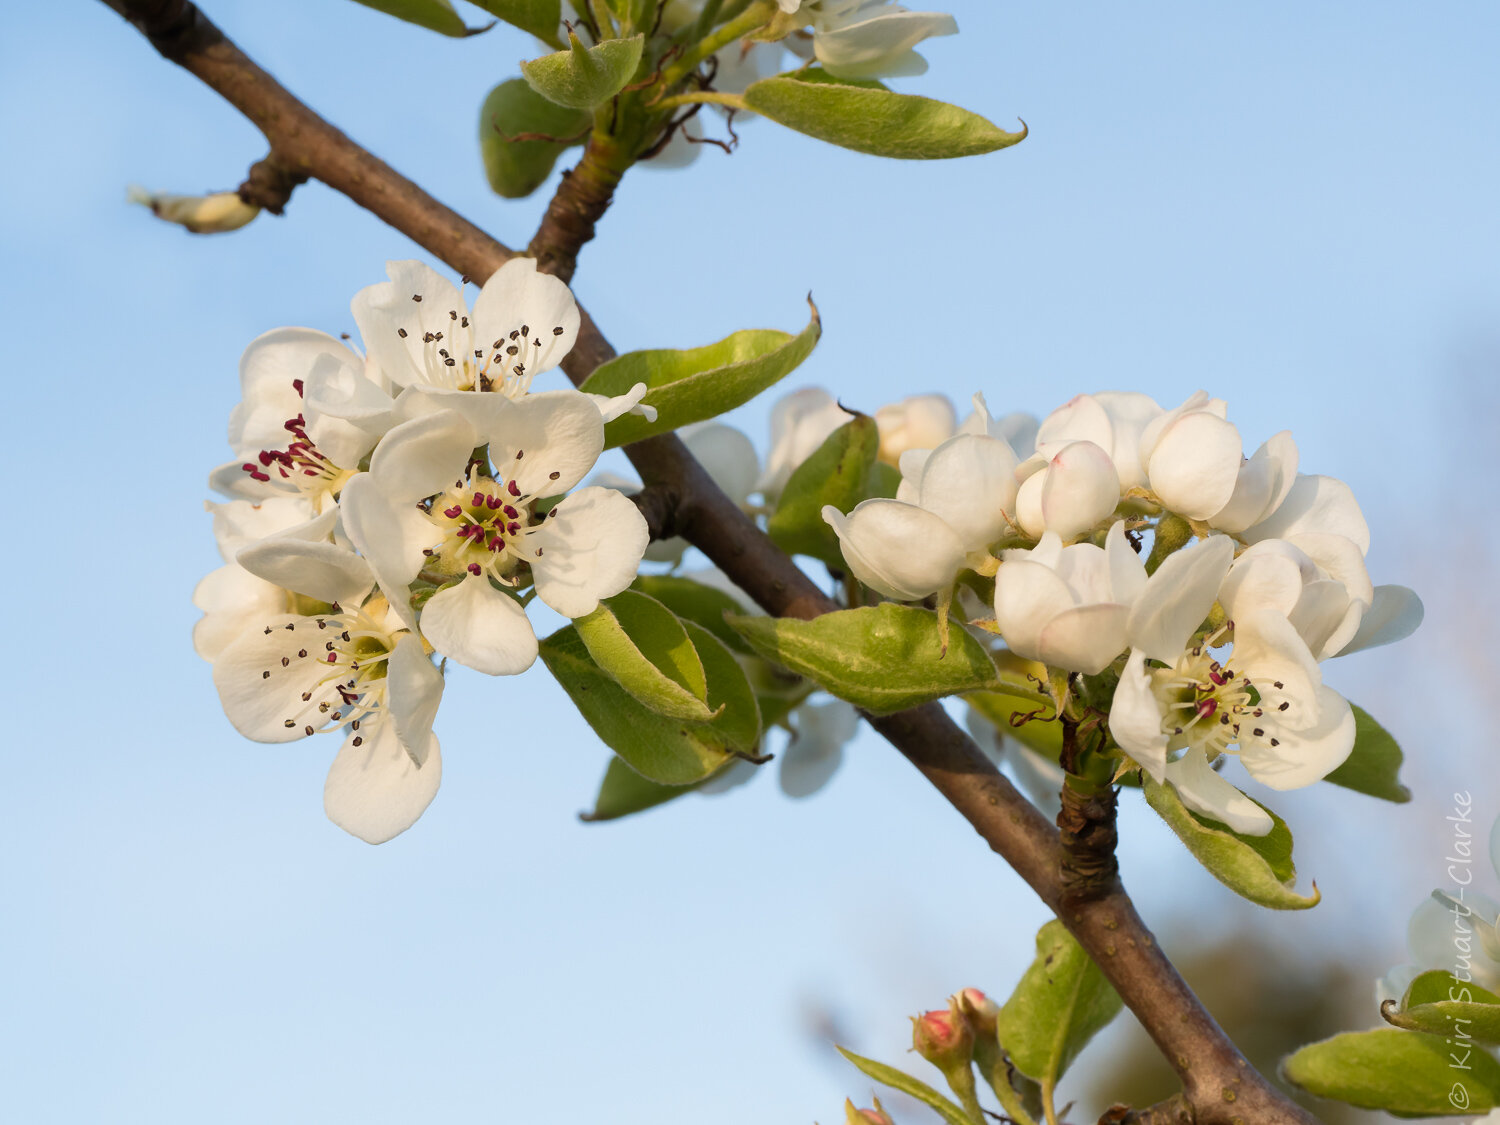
<box><xmin>911</xmin><ymin>997</ymin><xmax>974</xmax><ymax>1071</ymax></box>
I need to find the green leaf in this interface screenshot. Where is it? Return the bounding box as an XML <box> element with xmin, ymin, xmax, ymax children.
<box><xmin>1283</xmin><ymin>1028</ymin><xmax>1500</xmax><ymax>1116</ymax></box>
<box><xmin>1324</xmin><ymin>704</ymin><xmax>1411</xmax><ymax>803</ymax></box>
<box><xmin>727</xmin><ymin>604</ymin><xmax>1000</xmax><ymax>716</ymax></box>
<box><xmin>584</xmin><ymin>303</ymin><xmax>821</xmax><ymax>449</ymax></box>
<box><xmin>521</xmin><ymin>32</ymin><xmax>644</xmax><ymax>110</ymax></box>
<box><xmin>994</xmin><ymin>919</ymin><xmax>1122</xmax><ymax>1084</ymax></box>
<box><xmin>965</xmin><ymin>690</ymin><xmax>1062</xmax><ymax>761</ymax></box>
<box><xmin>1383</xmin><ymin>970</ymin><xmax>1500</xmax><ymax>1045</ymax></box>
<box><xmin>630</xmin><ymin>574</ymin><xmax>751</xmax><ymax>654</ymax></box>
<box><xmin>1143</xmin><ymin>777</ymin><xmax>1319</xmax><ymax>910</ymax></box>
<box><xmin>767</xmin><ymin>416</ymin><xmax>880</xmax><ymax>568</ymax></box>
<box><xmin>347</xmin><ymin>0</ymin><xmax>483</xmax><ymax>35</ymax></box>
<box><xmin>539</xmin><ymin>624</ymin><xmax>734</xmax><ymax>784</ymax></box>
<box><xmin>681</xmin><ymin>620</ymin><xmax>762</xmax><ymax>756</ymax></box>
<box><xmin>835</xmin><ymin>1047</ymin><xmax>973</xmax><ymax>1125</ymax></box>
<box><xmin>469</xmin><ymin>0</ymin><xmax>561</xmax><ymax>43</ymax></box>
<box><xmin>479</xmin><ymin>79</ymin><xmax>591</xmax><ymax>200</ymax></box>
<box><xmin>574</xmin><ymin>591</ymin><xmax>714</xmax><ymax>722</ymax></box>
<box><xmin>580</xmin><ymin>755</ymin><xmax>700</xmax><ymax>822</ymax></box>
<box><xmin>742</xmin><ymin>72</ymin><xmax>1026</xmax><ymax>159</ymax></box>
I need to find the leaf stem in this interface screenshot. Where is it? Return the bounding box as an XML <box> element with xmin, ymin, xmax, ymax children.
<box><xmin>657</xmin><ymin>0</ymin><xmax>773</xmax><ymax>89</ymax></box>
<box><xmin>650</xmin><ymin>89</ymin><xmax>748</xmax><ymax>112</ymax></box>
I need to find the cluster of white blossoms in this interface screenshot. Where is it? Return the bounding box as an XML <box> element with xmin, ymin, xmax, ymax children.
<box><xmin>823</xmin><ymin>390</ymin><xmax>1423</xmax><ymax>834</ymax></box>
<box><xmin>194</xmin><ymin>259</ymin><xmax>652</xmax><ymax>843</ymax></box>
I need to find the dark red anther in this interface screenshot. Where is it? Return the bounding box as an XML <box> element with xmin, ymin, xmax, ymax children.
<box><xmin>487</xmin><ymin>536</ymin><xmax>502</xmax><ymax>551</ymax></box>
<box><xmin>472</xmin><ymin>492</ymin><xmax>485</xmax><ymax>507</ymax></box>
<box><xmin>503</xmin><ymin>505</ymin><xmax>519</xmax><ymax>519</ymax></box>
<box><xmin>467</xmin><ymin>563</ymin><xmax>482</xmax><ymax>576</ymax></box>
<box><xmin>443</xmin><ymin>505</ymin><xmax>462</xmax><ymax>519</ymax></box>
<box><xmin>1196</xmin><ymin>698</ymin><xmax>1218</xmax><ymax>720</ymax></box>
<box><xmin>292</xmin><ymin>378</ymin><xmax>304</xmax><ymax>396</ymax></box>
<box><xmin>1209</xmin><ymin>668</ymin><xmax>1231</xmax><ymax>686</ymax></box>
<box><xmin>507</xmin><ymin>521</ymin><xmax>521</xmax><ymax>535</ymax></box>
<box><xmin>507</xmin><ymin>480</ymin><xmax>521</xmax><ymax>497</ymax></box>
<box><xmin>326</xmin><ymin>653</ymin><xmax>338</xmax><ymax>663</ymax></box>
<box><xmin>487</xmin><ymin>495</ymin><xmax>503</xmax><ymax>510</ymax></box>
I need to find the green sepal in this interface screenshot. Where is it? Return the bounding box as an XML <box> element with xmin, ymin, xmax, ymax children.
<box><xmin>521</xmin><ymin>32</ymin><xmax>644</xmax><ymax>109</ymax></box>
<box><xmin>630</xmin><ymin>574</ymin><xmax>752</xmax><ymax>655</ymax></box>
<box><xmin>1324</xmin><ymin>704</ymin><xmax>1411</xmax><ymax>803</ymax></box>
<box><xmin>347</xmin><ymin>0</ymin><xmax>488</xmax><ymax>35</ymax></box>
<box><xmin>767</xmin><ymin>415</ymin><xmax>880</xmax><ymax>568</ymax></box>
<box><xmin>1383</xmin><ymin>970</ymin><xmax>1500</xmax><ymax>1045</ymax></box>
<box><xmin>479</xmin><ymin>78</ymin><xmax>592</xmax><ymax>199</ymax></box>
<box><xmin>742</xmin><ymin>71</ymin><xmax>1026</xmax><ymax>159</ymax></box>
<box><xmin>585</xmin><ymin>302</ymin><xmax>821</xmax><ymax>449</ymax></box>
<box><xmin>1143</xmin><ymin>777</ymin><xmax>1319</xmax><ymax>910</ymax></box>
<box><xmin>573</xmin><ymin>590</ymin><xmax>714</xmax><ymax>721</ymax></box>
<box><xmin>727</xmin><ymin>604</ymin><xmax>1002</xmax><ymax>715</ymax></box>
<box><xmin>469</xmin><ymin>0</ymin><xmax>561</xmax><ymax>43</ymax></box>
<box><xmin>835</xmin><ymin>1046</ymin><xmax>973</xmax><ymax>1125</ymax></box>
<box><xmin>994</xmin><ymin>919</ymin><xmax>1122</xmax><ymax>1084</ymax></box>
<box><xmin>1283</xmin><ymin>1028</ymin><xmax>1500</xmax><ymax>1116</ymax></box>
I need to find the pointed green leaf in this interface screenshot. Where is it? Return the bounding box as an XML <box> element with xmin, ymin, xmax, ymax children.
<box><xmin>1324</xmin><ymin>704</ymin><xmax>1411</xmax><ymax>803</ymax></box>
<box><xmin>521</xmin><ymin>32</ymin><xmax>644</xmax><ymax>110</ymax></box>
<box><xmin>994</xmin><ymin>919</ymin><xmax>1122</xmax><ymax>1084</ymax></box>
<box><xmin>470</xmin><ymin>0</ymin><xmax>561</xmax><ymax>43</ymax></box>
<box><xmin>479</xmin><ymin>78</ymin><xmax>591</xmax><ymax>199</ymax></box>
<box><xmin>767</xmin><ymin>416</ymin><xmax>880</xmax><ymax>568</ymax></box>
<box><xmin>630</xmin><ymin>574</ymin><xmax>752</xmax><ymax>654</ymax></box>
<box><xmin>1283</xmin><ymin>1028</ymin><xmax>1500</xmax><ymax>1116</ymax></box>
<box><xmin>835</xmin><ymin>1047</ymin><xmax>973</xmax><ymax>1125</ymax></box>
<box><xmin>580</xmin><ymin>755</ymin><xmax>701</xmax><ymax>822</ymax></box>
<box><xmin>1383</xmin><ymin>970</ymin><xmax>1500</xmax><ymax>1045</ymax></box>
<box><xmin>1143</xmin><ymin>777</ymin><xmax>1319</xmax><ymax>910</ymax></box>
<box><xmin>742</xmin><ymin>72</ymin><xmax>1026</xmax><ymax>159</ymax></box>
<box><xmin>539</xmin><ymin>623</ymin><xmax>734</xmax><ymax>784</ymax></box>
<box><xmin>584</xmin><ymin>303</ymin><xmax>821</xmax><ymax>449</ymax></box>
<box><xmin>347</xmin><ymin>0</ymin><xmax>483</xmax><ymax>35</ymax></box>
<box><xmin>574</xmin><ymin>591</ymin><xmax>713</xmax><ymax>722</ymax></box>
<box><xmin>682</xmin><ymin>620</ymin><xmax>762</xmax><ymax>756</ymax></box>
<box><xmin>726</xmin><ymin>604</ymin><xmax>1000</xmax><ymax>715</ymax></box>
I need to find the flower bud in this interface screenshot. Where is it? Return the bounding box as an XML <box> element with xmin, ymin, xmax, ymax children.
<box><xmin>911</xmin><ymin>997</ymin><xmax>974</xmax><ymax>1070</ymax></box>
<box><xmin>844</xmin><ymin>1096</ymin><xmax>896</xmax><ymax>1125</ymax></box>
<box><xmin>956</xmin><ymin>987</ymin><xmax>1000</xmax><ymax>1038</ymax></box>
<box><xmin>128</xmin><ymin>185</ymin><xmax>260</xmax><ymax>234</ymax></box>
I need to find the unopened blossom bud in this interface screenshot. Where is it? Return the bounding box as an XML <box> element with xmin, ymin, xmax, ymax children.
<box><xmin>844</xmin><ymin>1096</ymin><xmax>896</xmax><ymax>1125</ymax></box>
<box><xmin>127</xmin><ymin>185</ymin><xmax>260</xmax><ymax>233</ymax></box>
<box><xmin>956</xmin><ymin>987</ymin><xmax>1000</xmax><ymax>1038</ymax></box>
<box><xmin>875</xmin><ymin>393</ymin><xmax>956</xmax><ymax>465</ymax></box>
<box><xmin>911</xmin><ymin>998</ymin><xmax>974</xmax><ymax>1070</ymax></box>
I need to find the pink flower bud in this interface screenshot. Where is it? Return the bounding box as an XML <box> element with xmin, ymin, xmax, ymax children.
<box><xmin>956</xmin><ymin>987</ymin><xmax>1000</xmax><ymax>1038</ymax></box>
<box><xmin>844</xmin><ymin>1096</ymin><xmax>896</xmax><ymax>1125</ymax></box>
<box><xmin>911</xmin><ymin>997</ymin><xmax>974</xmax><ymax>1068</ymax></box>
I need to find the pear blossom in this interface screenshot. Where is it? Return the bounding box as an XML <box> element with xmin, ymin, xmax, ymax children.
<box><xmin>1013</xmin><ymin>439</ymin><xmax>1121</xmax><ymax>542</ymax></box>
<box><xmin>992</xmin><ymin>522</ymin><xmax>1146</xmax><ymax>674</ymax></box>
<box><xmin>874</xmin><ymin>393</ymin><xmax>956</xmax><ymax>465</ymax></box>
<box><xmin>211</xmin><ymin>592</ymin><xmax>444</xmax><ymax>843</ymax></box>
<box><xmin>758</xmin><ymin>386</ymin><xmax>854</xmax><ymax>500</ymax></box>
<box><xmin>338</xmin><ymin>393</ymin><xmax>648</xmax><ymax>676</ymax></box>
<box><xmin>1110</xmin><ymin>535</ymin><xmax>1356</xmax><ymax>835</ymax></box>
<box><xmin>784</xmin><ymin>0</ymin><xmax>959</xmax><ymax>80</ymax></box>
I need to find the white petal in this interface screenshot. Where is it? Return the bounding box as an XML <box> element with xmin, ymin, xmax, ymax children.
<box><xmin>1407</xmin><ymin>894</ymin><xmax>1462</xmax><ymax>968</ymax></box>
<box><xmin>1125</xmin><ymin>534</ymin><xmax>1234</xmax><ymax>662</ymax></box>
<box><xmin>212</xmin><ymin>615</ymin><xmax>347</xmax><ymax>742</ymax></box>
<box><xmin>779</xmin><ymin>700</ymin><xmax>858</xmax><ymax>798</ymax></box>
<box><xmin>1036</xmin><ymin>393</ymin><xmax>1114</xmax><ymax>456</ymax></box>
<box><xmin>485</xmin><ymin>390</ymin><xmax>606</xmax><ymax>497</ymax></box>
<box><xmin>1232</xmin><ymin>608</ymin><xmax>1322</xmax><ymax>707</ymax></box>
<box><xmin>337</xmin><ymin>474</ymin><xmax>436</xmax><ymax>630</ymax></box>
<box><xmin>192</xmin><ymin>565</ymin><xmax>290</xmax><ymax>662</ymax></box>
<box><xmin>814</xmin><ymin>10</ymin><xmax>957</xmax><ymax>79</ymax></box>
<box><xmin>1335</xmin><ymin>584</ymin><xmax>1423</xmax><ymax>657</ymax></box>
<box><xmin>588</xmin><ymin>383</ymin><xmax>653</xmax><ymax>424</ymax></box>
<box><xmin>1110</xmin><ymin>649</ymin><xmax>1168</xmax><ymax>780</ymax></box>
<box><xmin>1288</xmin><ymin>578</ymin><xmax>1357</xmax><ymax>660</ymax></box>
<box><xmin>1104</xmin><ymin>519</ymin><xmax>1148</xmax><ymax>604</ymax></box>
<box><xmin>207</xmin><ymin>495</ymin><xmax>317</xmax><ymax>561</ymax></box>
<box><xmin>1219</xmin><ymin>541</ymin><xmax>1310</xmax><ymax>623</ymax></box>
<box><xmin>350</xmin><ymin>260</ymin><xmax>467</xmax><ymax>389</ymax></box>
<box><xmin>302</xmin><ymin>352</ymin><xmax>396</xmax><ymax>467</ymax></box>
<box><xmin>368</xmin><ymin>410</ymin><xmax>477</xmax><ymax>502</ymax></box>
<box><xmin>1244</xmin><ymin>474</ymin><xmax>1370</xmax><ymax>554</ymax></box>
<box><xmin>236</xmin><ymin>537</ymin><xmax>374</xmax><ymax>606</ymax></box>
<box><xmin>470</xmin><ymin>257</ymin><xmax>580</xmax><ymax>376</ymax></box>
<box><xmin>823</xmin><ymin>500</ymin><xmax>965</xmax><ymax>602</ymax></box>
<box><xmin>683</xmin><ymin>422</ymin><xmax>761</xmax><ymax>506</ymax></box>
<box><xmin>1014</xmin><ymin>468</ymin><xmax>1046</xmax><ymax>538</ymax></box>
<box><xmin>993</xmin><ymin>555</ymin><xmax>1077</xmax><ymax>660</ymax></box>
<box><xmin>385</xmin><ymin>633</ymin><xmax>444</xmax><ymax>766</ymax></box>
<box><xmin>1039</xmin><ymin>440</ymin><xmax>1120</xmax><ymax>540</ymax></box>
<box><xmin>531</xmin><ymin>486</ymin><xmax>650</xmax><ymax>618</ymax></box>
<box><xmin>324</xmin><ymin>721</ymin><xmax>442</xmax><ymax>844</ymax></box>
<box><xmin>1238</xmin><ymin>684</ymin><xmax>1355</xmax><ymax>791</ymax></box>
<box><xmin>1147</xmin><ymin>412</ymin><xmax>1243</xmax><ymax>519</ymax></box>
<box><xmin>915</xmin><ymin>433</ymin><xmax>1019</xmax><ymax>555</ymax></box>
<box><xmin>421</xmin><ymin>574</ymin><xmax>538</xmax><ymax>675</ymax></box>
<box><xmin>1037</xmin><ymin>603</ymin><xmax>1129</xmax><ymax>674</ymax></box>
<box><xmin>1211</xmin><ymin>431</ymin><xmax>1298</xmax><ymax>532</ymax></box>
<box><xmin>1288</xmin><ymin>532</ymin><xmax>1374</xmax><ymax>607</ymax></box>
<box><xmin>758</xmin><ymin>387</ymin><xmax>851</xmax><ymax>498</ymax></box>
<box><xmin>209</xmin><ymin>460</ymin><xmax>279</xmax><ymax>501</ymax></box>
<box><xmin>232</xmin><ymin>328</ymin><xmax>361</xmax><ymax>454</ymax></box>
<box><xmin>1165</xmin><ymin>750</ymin><xmax>1274</xmax><ymax>836</ymax></box>
<box><xmin>874</xmin><ymin>394</ymin><xmax>956</xmax><ymax>464</ymax></box>
<box><xmin>1090</xmin><ymin>391</ymin><xmax>1165</xmax><ymax>489</ymax></box>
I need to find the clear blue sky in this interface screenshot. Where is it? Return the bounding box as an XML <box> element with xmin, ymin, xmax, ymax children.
<box><xmin>2</xmin><ymin>2</ymin><xmax>1496</xmax><ymax>1121</ymax></box>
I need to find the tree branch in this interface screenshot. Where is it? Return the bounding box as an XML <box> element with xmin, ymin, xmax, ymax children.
<box><xmin>100</xmin><ymin>4</ymin><xmax>1316</xmax><ymax>1120</ymax></box>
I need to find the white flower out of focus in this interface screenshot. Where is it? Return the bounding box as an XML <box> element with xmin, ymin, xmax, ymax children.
<box><xmin>874</xmin><ymin>393</ymin><xmax>956</xmax><ymax>466</ymax></box>
<box><xmin>759</xmin><ymin>386</ymin><xmax>853</xmax><ymax>500</ymax></box>
<box><xmin>791</xmin><ymin>0</ymin><xmax>959</xmax><ymax>79</ymax></box>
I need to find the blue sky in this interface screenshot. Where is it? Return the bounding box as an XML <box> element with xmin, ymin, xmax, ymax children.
<box><xmin>1</xmin><ymin>2</ymin><xmax>1496</xmax><ymax>1122</ymax></box>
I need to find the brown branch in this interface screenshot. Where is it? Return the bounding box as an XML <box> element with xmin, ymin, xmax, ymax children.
<box><xmin>100</xmin><ymin>4</ymin><xmax>1317</xmax><ymax>1121</ymax></box>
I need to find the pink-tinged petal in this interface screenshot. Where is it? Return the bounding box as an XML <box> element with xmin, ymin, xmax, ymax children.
<box><xmin>368</xmin><ymin>410</ymin><xmax>477</xmax><ymax>503</ymax></box>
<box><xmin>993</xmin><ymin>553</ymin><xmax>1077</xmax><ymax>661</ymax></box>
<box><xmin>823</xmin><ymin>500</ymin><xmax>964</xmax><ymax>602</ymax></box>
<box><xmin>1211</xmin><ymin>431</ymin><xmax>1298</xmax><ymax>532</ymax></box>
<box><xmin>1037</xmin><ymin>603</ymin><xmax>1129</xmax><ymax>674</ymax></box>
<box><xmin>337</xmin><ymin>474</ymin><xmax>436</xmax><ymax>630</ymax></box>
<box><xmin>1037</xmin><ymin>393</ymin><xmax>1114</xmax><ymax>456</ymax></box>
<box><xmin>350</xmin><ymin>260</ymin><xmax>467</xmax><ymax>389</ymax></box>
<box><xmin>1126</xmin><ymin>534</ymin><xmax>1234</xmax><ymax>663</ymax></box>
<box><xmin>531</xmin><ymin>486</ymin><xmax>650</xmax><ymax>618</ymax></box>
<box><xmin>470</xmin><ymin>257</ymin><xmax>580</xmax><ymax>376</ymax></box>
<box><xmin>421</xmin><ymin>574</ymin><xmax>538</xmax><ymax>675</ymax></box>
<box><xmin>1104</xmin><ymin>520</ymin><xmax>1148</xmax><ymax>604</ymax></box>
<box><xmin>1335</xmin><ymin>585</ymin><xmax>1424</xmax><ymax>657</ymax></box>
<box><xmin>1147</xmin><ymin>412</ymin><xmax>1243</xmax><ymax>520</ymax></box>
<box><xmin>324</xmin><ymin>721</ymin><xmax>441</xmax><ymax>844</ymax></box>
<box><xmin>1039</xmin><ymin>440</ymin><xmax>1120</xmax><ymax>540</ymax></box>
<box><xmin>485</xmin><ymin>390</ymin><xmax>605</xmax><ymax>498</ymax></box>
<box><xmin>1244</xmin><ymin>474</ymin><xmax>1370</xmax><ymax>554</ymax></box>
<box><xmin>1231</xmin><ymin>609</ymin><xmax>1321</xmax><ymax>706</ymax></box>
<box><xmin>1164</xmin><ymin>749</ymin><xmax>1274</xmax><ymax>836</ymax></box>
<box><xmin>1110</xmin><ymin>649</ymin><xmax>1168</xmax><ymax>781</ymax></box>
<box><xmin>192</xmin><ymin>565</ymin><xmax>290</xmax><ymax>662</ymax></box>
<box><xmin>916</xmin><ymin>433</ymin><xmax>1019</xmax><ymax>555</ymax></box>
<box><xmin>683</xmin><ymin>423</ymin><xmax>761</xmax><ymax>507</ymax></box>
<box><xmin>1238</xmin><ymin>684</ymin><xmax>1355</xmax><ymax>791</ymax></box>
<box><xmin>385</xmin><ymin>634</ymin><xmax>443</xmax><ymax>767</ymax></box>
<box><xmin>211</xmin><ymin>614</ymin><xmax>347</xmax><ymax>742</ymax></box>
<box><xmin>235</xmin><ymin>538</ymin><xmax>374</xmax><ymax>606</ymax></box>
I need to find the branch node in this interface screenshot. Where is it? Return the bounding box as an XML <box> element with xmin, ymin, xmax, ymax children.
<box><xmin>237</xmin><ymin>155</ymin><xmax>306</xmax><ymax>215</ymax></box>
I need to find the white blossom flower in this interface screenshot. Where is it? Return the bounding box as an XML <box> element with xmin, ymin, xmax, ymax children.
<box><xmin>758</xmin><ymin>386</ymin><xmax>854</xmax><ymax>501</ymax></box>
<box><xmin>1207</xmin><ymin>431</ymin><xmax>1299</xmax><ymax>533</ymax></box>
<box><xmin>793</xmin><ymin>0</ymin><xmax>959</xmax><ymax>80</ymax></box>
<box><xmin>211</xmin><ymin>594</ymin><xmax>444</xmax><ymax>843</ymax></box>
<box><xmin>1013</xmin><ymin>440</ymin><xmax>1121</xmax><ymax>542</ymax></box>
<box><xmin>992</xmin><ymin>522</ymin><xmax>1146</xmax><ymax>674</ymax></box>
<box><xmin>339</xmin><ymin>393</ymin><xmax>648</xmax><ymax>676</ymax></box>
<box><xmin>874</xmin><ymin>393</ymin><xmax>956</xmax><ymax>466</ymax></box>
<box><xmin>1035</xmin><ymin>391</ymin><xmax>1165</xmax><ymax>491</ymax></box>
<box><xmin>1110</xmin><ymin>536</ymin><xmax>1356</xmax><ymax>835</ymax></box>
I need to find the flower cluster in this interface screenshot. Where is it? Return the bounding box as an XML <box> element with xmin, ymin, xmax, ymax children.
<box><xmin>195</xmin><ymin>259</ymin><xmax>651</xmax><ymax>843</ymax></box>
<box><xmin>823</xmin><ymin>389</ymin><xmax>1423</xmax><ymax>833</ymax></box>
